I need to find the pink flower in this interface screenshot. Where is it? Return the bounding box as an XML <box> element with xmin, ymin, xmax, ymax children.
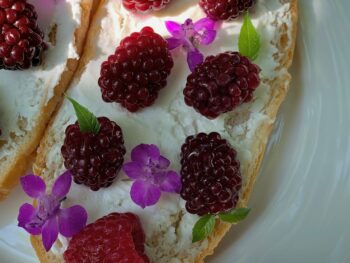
<box><xmin>165</xmin><ymin>18</ymin><xmax>217</xmax><ymax>71</ymax></box>
<box><xmin>123</xmin><ymin>144</ymin><xmax>181</xmax><ymax>208</ymax></box>
<box><xmin>17</xmin><ymin>172</ymin><xmax>87</xmax><ymax>251</ymax></box>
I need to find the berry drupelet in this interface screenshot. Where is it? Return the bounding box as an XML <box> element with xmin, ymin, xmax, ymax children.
<box><xmin>180</xmin><ymin>132</ymin><xmax>242</xmax><ymax>216</ymax></box>
<box><xmin>184</xmin><ymin>51</ymin><xmax>261</xmax><ymax>119</ymax></box>
<box><xmin>98</xmin><ymin>27</ymin><xmax>174</xmax><ymax>112</ymax></box>
<box><xmin>199</xmin><ymin>0</ymin><xmax>255</xmax><ymax>21</ymax></box>
<box><xmin>0</xmin><ymin>0</ymin><xmax>47</xmax><ymax>70</ymax></box>
<box><xmin>64</xmin><ymin>213</ymin><xmax>150</xmax><ymax>263</ymax></box>
<box><xmin>122</xmin><ymin>0</ymin><xmax>171</xmax><ymax>13</ymax></box>
<box><xmin>61</xmin><ymin>117</ymin><xmax>126</xmax><ymax>191</ymax></box>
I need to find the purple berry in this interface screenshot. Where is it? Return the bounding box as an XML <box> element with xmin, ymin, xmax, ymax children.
<box><xmin>184</xmin><ymin>52</ymin><xmax>261</xmax><ymax>119</ymax></box>
<box><xmin>98</xmin><ymin>27</ymin><xmax>174</xmax><ymax>112</ymax></box>
<box><xmin>200</xmin><ymin>0</ymin><xmax>255</xmax><ymax>21</ymax></box>
<box><xmin>61</xmin><ymin>117</ymin><xmax>126</xmax><ymax>191</ymax></box>
<box><xmin>180</xmin><ymin>132</ymin><xmax>242</xmax><ymax>216</ymax></box>
<box><xmin>0</xmin><ymin>0</ymin><xmax>46</xmax><ymax>70</ymax></box>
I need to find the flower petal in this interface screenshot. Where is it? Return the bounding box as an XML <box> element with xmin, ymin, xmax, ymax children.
<box><xmin>42</xmin><ymin>217</ymin><xmax>59</xmax><ymax>251</ymax></box>
<box><xmin>194</xmin><ymin>17</ymin><xmax>216</xmax><ymax>31</ymax></box>
<box><xmin>20</xmin><ymin>175</ymin><xmax>46</xmax><ymax>198</ymax></box>
<box><xmin>130</xmin><ymin>180</ymin><xmax>161</xmax><ymax>209</ymax></box>
<box><xmin>131</xmin><ymin>144</ymin><xmax>160</xmax><ymax>165</ymax></box>
<box><xmin>187</xmin><ymin>50</ymin><xmax>204</xmax><ymax>72</ymax></box>
<box><xmin>165</xmin><ymin>21</ymin><xmax>183</xmax><ymax>37</ymax></box>
<box><xmin>52</xmin><ymin>171</ymin><xmax>72</xmax><ymax>199</ymax></box>
<box><xmin>199</xmin><ymin>30</ymin><xmax>217</xmax><ymax>45</ymax></box>
<box><xmin>18</xmin><ymin>203</ymin><xmax>42</xmax><ymax>235</ymax></box>
<box><xmin>123</xmin><ymin>162</ymin><xmax>147</xmax><ymax>180</ymax></box>
<box><xmin>157</xmin><ymin>155</ymin><xmax>170</xmax><ymax>169</ymax></box>
<box><xmin>166</xmin><ymin>37</ymin><xmax>183</xmax><ymax>50</ymax></box>
<box><xmin>58</xmin><ymin>206</ymin><xmax>87</xmax><ymax>237</ymax></box>
<box><xmin>159</xmin><ymin>171</ymin><xmax>182</xmax><ymax>193</ymax></box>
<box><xmin>18</xmin><ymin>203</ymin><xmax>35</xmax><ymax>226</ymax></box>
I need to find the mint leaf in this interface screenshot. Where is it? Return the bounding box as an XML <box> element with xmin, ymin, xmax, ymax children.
<box><xmin>238</xmin><ymin>13</ymin><xmax>261</xmax><ymax>60</ymax></box>
<box><xmin>66</xmin><ymin>96</ymin><xmax>100</xmax><ymax>134</ymax></box>
<box><xmin>192</xmin><ymin>215</ymin><xmax>216</xmax><ymax>243</ymax></box>
<box><xmin>219</xmin><ymin>208</ymin><xmax>251</xmax><ymax>223</ymax></box>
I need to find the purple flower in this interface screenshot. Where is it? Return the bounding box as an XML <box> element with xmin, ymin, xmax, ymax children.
<box><xmin>123</xmin><ymin>144</ymin><xmax>181</xmax><ymax>208</ymax></box>
<box><xmin>17</xmin><ymin>172</ymin><xmax>87</xmax><ymax>252</ymax></box>
<box><xmin>165</xmin><ymin>17</ymin><xmax>217</xmax><ymax>72</ymax></box>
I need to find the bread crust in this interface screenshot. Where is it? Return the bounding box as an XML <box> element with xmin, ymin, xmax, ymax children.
<box><xmin>195</xmin><ymin>1</ymin><xmax>298</xmax><ymax>262</ymax></box>
<box><xmin>31</xmin><ymin>2</ymin><xmax>106</xmax><ymax>259</ymax></box>
<box><xmin>33</xmin><ymin>0</ymin><xmax>106</xmax><ymax>177</ymax></box>
<box><xmin>0</xmin><ymin>0</ymin><xmax>94</xmax><ymax>200</ymax></box>
<box><xmin>31</xmin><ymin>0</ymin><xmax>298</xmax><ymax>262</ymax></box>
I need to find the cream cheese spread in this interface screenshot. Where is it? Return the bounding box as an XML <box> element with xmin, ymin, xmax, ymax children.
<box><xmin>46</xmin><ymin>0</ymin><xmax>293</xmax><ymax>261</ymax></box>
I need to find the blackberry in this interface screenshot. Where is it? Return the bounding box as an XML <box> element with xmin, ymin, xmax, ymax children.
<box><xmin>180</xmin><ymin>132</ymin><xmax>242</xmax><ymax>216</ymax></box>
<box><xmin>61</xmin><ymin>117</ymin><xmax>126</xmax><ymax>191</ymax></box>
<box><xmin>199</xmin><ymin>0</ymin><xmax>255</xmax><ymax>21</ymax></box>
<box><xmin>0</xmin><ymin>0</ymin><xmax>47</xmax><ymax>70</ymax></box>
<box><xmin>98</xmin><ymin>27</ymin><xmax>174</xmax><ymax>112</ymax></box>
<box><xmin>122</xmin><ymin>0</ymin><xmax>171</xmax><ymax>12</ymax></box>
<box><xmin>184</xmin><ymin>51</ymin><xmax>260</xmax><ymax>119</ymax></box>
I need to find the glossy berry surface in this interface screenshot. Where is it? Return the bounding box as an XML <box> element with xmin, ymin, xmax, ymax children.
<box><xmin>199</xmin><ymin>0</ymin><xmax>255</xmax><ymax>21</ymax></box>
<box><xmin>61</xmin><ymin>117</ymin><xmax>126</xmax><ymax>191</ymax></box>
<box><xmin>0</xmin><ymin>0</ymin><xmax>46</xmax><ymax>70</ymax></box>
<box><xmin>98</xmin><ymin>27</ymin><xmax>174</xmax><ymax>112</ymax></box>
<box><xmin>122</xmin><ymin>0</ymin><xmax>171</xmax><ymax>13</ymax></box>
<box><xmin>180</xmin><ymin>132</ymin><xmax>242</xmax><ymax>216</ymax></box>
<box><xmin>64</xmin><ymin>213</ymin><xmax>150</xmax><ymax>263</ymax></box>
<box><xmin>184</xmin><ymin>51</ymin><xmax>261</xmax><ymax>119</ymax></box>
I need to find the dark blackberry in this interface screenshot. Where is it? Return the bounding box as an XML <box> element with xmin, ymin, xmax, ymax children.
<box><xmin>199</xmin><ymin>0</ymin><xmax>255</xmax><ymax>21</ymax></box>
<box><xmin>184</xmin><ymin>51</ymin><xmax>260</xmax><ymax>119</ymax></box>
<box><xmin>0</xmin><ymin>0</ymin><xmax>47</xmax><ymax>70</ymax></box>
<box><xmin>180</xmin><ymin>132</ymin><xmax>242</xmax><ymax>216</ymax></box>
<box><xmin>122</xmin><ymin>0</ymin><xmax>171</xmax><ymax>12</ymax></box>
<box><xmin>61</xmin><ymin>117</ymin><xmax>126</xmax><ymax>191</ymax></box>
<box><xmin>98</xmin><ymin>27</ymin><xmax>174</xmax><ymax>112</ymax></box>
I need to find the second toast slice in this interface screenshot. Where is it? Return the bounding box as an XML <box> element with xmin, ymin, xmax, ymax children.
<box><xmin>31</xmin><ymin>0</ymin><xmax>298</xmax><ymax>262</ymax></box>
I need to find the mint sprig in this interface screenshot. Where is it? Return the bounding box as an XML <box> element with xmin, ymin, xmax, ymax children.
<box><xmin>219</xmin><ymin>208</ymin><xmax>251</xmax><ymax>223</ymax></box>
<box><xmin>66</xmin><ymin>96</ymin><xmax>100</xmax><ymax>134</ymax></box>
<box><xmin>192</xmin><ymin>215</ymin><xmax>216</xmax><ymax>243</ymax></box>
<box><xmin>238</xmin><ymin>13</ymin><xmax>261</xmax><ymax>60</ymax></box>
<box><xmin>192</xmin><ymin>207</ymin><xmax>251</xmax><ymax>243</ymax></box>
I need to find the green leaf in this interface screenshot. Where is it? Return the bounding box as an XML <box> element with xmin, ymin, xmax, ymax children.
<box><xmin>192</xmin><ymin>215</ymin><xmax>216</xmax><ymax>243</ymax></box>
<box><xmin>238</xmin><ymin>13</ymin><xmax>261</xmax><ymax>60</ymax></box>
<box><xmin>219</xmin><ymin>208</ymin><xmax>251</xmax><ymax>223</ymax></box>
<box><xmin>66</xmin><ymin>95</ymin><xmax>100</xmax><ymax>134</ymax></box>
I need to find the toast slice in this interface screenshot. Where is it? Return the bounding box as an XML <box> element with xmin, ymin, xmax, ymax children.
<box><xmin>0</xmin><ymin>0</ymin><xmax>94</xmax><ymax>200</ymax></box>
<box><xmin>31</xmin><ymin>0</ymin><xmax>298</xmax><ymax>262</ymax></box>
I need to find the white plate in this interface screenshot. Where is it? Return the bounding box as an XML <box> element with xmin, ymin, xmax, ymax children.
<box><xmin>1</xmin><ymin>0</ymin><xmax>350</xmax><ymax>262</ymax></box>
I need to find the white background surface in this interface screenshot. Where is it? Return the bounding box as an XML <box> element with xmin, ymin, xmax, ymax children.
<box><xmin>1</xmin><ymin>0</ymin><xmax>350</xmax><ymax>262</ymax></box>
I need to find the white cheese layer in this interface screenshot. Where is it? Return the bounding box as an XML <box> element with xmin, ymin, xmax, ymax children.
<box><xmin>48</xmin><ymin>0</ymin><xmax>293</xmax><ymax>261</ymax></box>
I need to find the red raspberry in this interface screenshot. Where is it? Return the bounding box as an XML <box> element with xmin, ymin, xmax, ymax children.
<box><xmin>64</xmin><ymin>213</ymin><xmax>150</xmax><ymax>263</ymax></box>
<box><xmin>122</xmin><ymin>0</ymin><xmax>171</xmax><ymax>13</ymax></box>
<box><xmin>61</xmin><ymin>117</ymin><xmax>126</xmax><ymax>191</ymax></box>
<box><xmin>0</xmin><ymin>0</ymin><xmax>47</xmax><ymax>70</ymax></box>
<box><xmin>184</xmin><ymin>52</ymin><xmax>261</xmax><ymax>119</ymax></box>
<box><xmin>180</xmin><ymin>132</ymin><xmax>242</xmax><ymax>216</ymax></box>
<box><xmin>199</xmin><ymin>0</ymin><xmax>255</xmax><ymax>21</ymax></box>
<box><xmin>98</xmin><ymin>27</ymin><xmax>174</xmax><ymax>112</ymax></box>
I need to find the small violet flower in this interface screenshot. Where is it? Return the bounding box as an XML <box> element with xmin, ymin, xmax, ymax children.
<box><xmin>165</xmin><ymin>17</ymin><xmax>217</xmax><ymax>71</ymax></box>
<box><xmin>17</xmin><ymin>171</ymin><xmax>87</xmax><ymax>252</ymax></box>
<box><xmin>123</xmin><ymin>144</ymin><xmax>181</xmax><ymax>209</ymax></box>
